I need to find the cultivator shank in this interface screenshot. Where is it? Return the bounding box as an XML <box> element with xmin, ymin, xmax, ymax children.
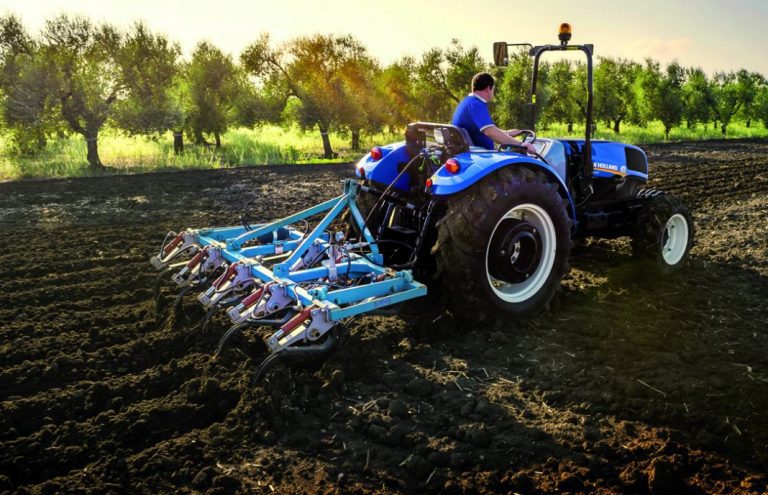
<box><xmin>151</xmin><ymin>179</ymin><xmax>426</xmax><ymax>381</ymax></box>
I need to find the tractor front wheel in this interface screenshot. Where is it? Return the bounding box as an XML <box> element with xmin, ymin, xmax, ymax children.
<box><xmin>433</xmin><ymin>167</ymin><xmax>572</xmax><ymax>322</ymax></box>
<box><xmin>632</xmin><ymin>192</ymin><xmax>694</xmax><ymax>272</ymax></box>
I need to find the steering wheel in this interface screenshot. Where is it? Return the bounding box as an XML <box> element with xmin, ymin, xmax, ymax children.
<box><xmin>514</xmin><ymin>129</ymin><xmax>537</xmax><ymax>144</ymax></box>
<box><xmin>499</xmin><ymin>129</ymin><xmax>537</xmax><ymax>154</ymax></box>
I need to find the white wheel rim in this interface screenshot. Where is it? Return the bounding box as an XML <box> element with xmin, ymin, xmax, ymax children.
<box><xmin>485</xmin><ymin>203</ymin><xmax>556</xmax><ymax>303</ymax></box>
<box><xmin>662</xmin><ymin>213</ymin><xmax>689</xmax><ymax>265</ymax></box>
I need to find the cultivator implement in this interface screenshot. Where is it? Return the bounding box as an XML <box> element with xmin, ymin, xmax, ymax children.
<box><xmin>151</xmin><ymin>179</ymin><xmax>426</xmax><ymax>382</ymax></box>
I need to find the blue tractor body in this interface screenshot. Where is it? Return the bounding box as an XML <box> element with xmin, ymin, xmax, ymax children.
<box><xmin>355</xmin><ymin>134</ymin><xmax>650</xmax><ymax>232</ymax></box>
<box><xmin>358</xmin><ymin>139</ymin><xmax>650</xmax><ymax>194</ymax></box>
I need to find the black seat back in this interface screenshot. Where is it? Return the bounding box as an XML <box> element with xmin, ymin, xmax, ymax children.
<box><xmin>405</xmin><ymin>122</ymin><xmax>472</xmax><ymax>157</ymax></box>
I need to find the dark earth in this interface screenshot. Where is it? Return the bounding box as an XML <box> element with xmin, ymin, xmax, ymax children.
<box><xmin>0</xmin><ymin>139</ymin><xmax>766</xmax><ymax>494</ymax></box>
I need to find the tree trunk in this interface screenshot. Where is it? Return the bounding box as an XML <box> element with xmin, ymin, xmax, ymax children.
<box><xmin>613</xmin><ymin>119</ymin><xmax>621</xmax><ymax>134</ymax></box>
<box><xmin>746</xmin><ymin>119</ymin><xmax>751</xmax><ymax>128</ymax></box>
<box><xmin>665</xmin><ymin>125</ymin><xmax>671</xmax><ymax>141</ymax></box>
<box><xmin>173</xmin><ymin>131</ymin><xmax>184</xmax><ymax>155</ymax></box>
<box><xmin>721</xmin><ymin>123</ymin><xmax>727</xmax><ymax>135</ymax></box>
<box><xmin>85</xmin><ymin>135</ymin><xmax>103</xmax><ymax>170</ymax></box>
<box><xmin>194</xmin><ymin>130</ymin><xmax>209</xmax><ymax>146</ymax></box>
<box><xmin>215</xmin><ymin>132</ymin><xmax>221</xmax><ymax>149</ymax></box>
<box><xmin>351</xmin><ymin>130</ymin><xmax>360</xmax><ymax>151</ymax></box>
<box><xmin>319</xmin><ymin>125</ymin><xmax>334</xmax><ymax>159</ymax></box>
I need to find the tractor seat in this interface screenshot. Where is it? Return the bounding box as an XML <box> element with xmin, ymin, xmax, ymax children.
<box><xmin>456</xmin><ymin>127</ymin><xmax>473</xmax><ymax>147</ymax></box>
<box><xmin>456</xmin><ymin>126</ymin><xmax>493</xmax><ymax>152</ymax></box>
<box><xmin>405</xmin><ymin>122</ymin><xmax>481</xmax><ymax>156</ymax></box>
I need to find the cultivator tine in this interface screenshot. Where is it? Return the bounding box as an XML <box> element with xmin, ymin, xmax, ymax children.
<box><xmin>171</xmin><ymin>246</ymin><xmax>225</xmax><ymax>287</ymax></box>
<box><xmin>171</xmin><ymin>284</ymin><xmax>195</xmax><ymax>320</ymax></box>
<box><xmin>252</xmin><ymin>326</ymin><xmax>340</xmax><ymax>385</ymax></box>
<box><xmin>197</xmin><ymin>307</ymin><xmax>219</xmax><ymax>332</ymax></box>
<box><xmin>213</xmin><ymin>321</ymin><xmax>252</xmax><ymax>359</ymax></box>
<box><xmin>263</xmin><ymin>305</ymin><xmax>335</xmax><ymax>353</ymax></box>
<box><xmin>215</xmin><ymin>309</ymin><xmax>296</xmax><ymax>358</ymax></box>
<box><xmin>225</xmin><ymin>283</ymin><xmax>267</xmax><ymax>322</ymax></box>
<box><xmin>197</xmin><ymin>262</ymin><xmax>256</xmax><ymax>308</ymax></box>
<box><xmin>252</xmin><ymin>352</ymin><xmax>285</xmax><ymax>384</ymax></box>
<box><xmin>152</xmin><ymin>266</ymin><xmax>171</xmax><ymax>302</ymax></box>
<box><xmin>151</xmin><ymin>179</ymin><xmax>428</xmax><ymax>385</ymax></box>
<box><xmin>225</xmin><ymin>283</ymin><xmax>295</xmax><ymax>323</ymax></box>
<box><xmin>150</xmin><ymin>231</ymin><xmax>199</xmax><ymax>270</ymax></box>
<box><xmin>153</xmin><ymin>260</ymin><xmax>196</xmax><ymax>319</ymax></box>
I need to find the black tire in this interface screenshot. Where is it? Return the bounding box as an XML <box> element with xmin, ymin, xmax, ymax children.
<box><xmin>432</xmin><ymin>167</ymin><xmax>573</xmax><ymax>322</ymax></box>
<box><xmin>631</xmin><ymin>191</ymin><xmax>694</xmax><ymax>272</ymax></box>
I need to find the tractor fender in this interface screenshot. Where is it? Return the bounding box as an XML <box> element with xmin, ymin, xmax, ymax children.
<box><xmin>429</xmin><ymin>152</ymin><xmax>577</xmax><ymax>220</ymax></box>
<box><xmin>354</xmin><ymin>142</ymin><xmax>411</xmax><ymax>191</ymax></box>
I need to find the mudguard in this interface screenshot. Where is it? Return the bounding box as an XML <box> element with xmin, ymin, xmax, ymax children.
<box><xmin>428</xmin><ymin>151</ymin><xmax>577</xmax><ymax>220</ymax></box>
<box><xmin>356</xmin><ymin>142</ymin><xmax>581</xmax><ymax>220</ymax></box>
<box><xmin>355</xmin><ymin>142</ymin><xmax>411</xmax><ymax>191</ymax></box>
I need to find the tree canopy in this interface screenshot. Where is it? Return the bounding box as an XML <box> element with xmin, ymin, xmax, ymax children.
<box><xmin>2</xmin><ymin>12</ymin><xmax>767</xmax><ymax>168</ymax></box>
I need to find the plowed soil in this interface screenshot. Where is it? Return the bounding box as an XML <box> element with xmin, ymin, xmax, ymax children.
<box><xmin>1</xmin><ymin>139</ymin><xmax>767</xmax><ymax>495</ymax></box>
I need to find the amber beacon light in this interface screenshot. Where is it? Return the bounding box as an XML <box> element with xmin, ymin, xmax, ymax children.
<box><xmin>558</xmin><ymin>23</ymin><xmax>572</xmax><ymax>45</ymax></box>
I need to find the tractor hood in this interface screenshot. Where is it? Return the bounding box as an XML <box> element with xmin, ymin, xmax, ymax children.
<box><xmin>561</xmin><ymin>139</ymin><xmax>649</xmax><ymax>181</ymax></box>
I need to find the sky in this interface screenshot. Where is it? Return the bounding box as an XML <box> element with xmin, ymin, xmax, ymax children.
<box><xmin>2</xmin><ymin>0</ymin><xmax>767</xmax><ymax>75</ymax></box>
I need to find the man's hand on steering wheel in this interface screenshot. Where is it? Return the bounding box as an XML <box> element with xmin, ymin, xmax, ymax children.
<box><xmin>507</xmin><ymin>129</ymin><xmax>537</xmax><ymax>154</ymax></box>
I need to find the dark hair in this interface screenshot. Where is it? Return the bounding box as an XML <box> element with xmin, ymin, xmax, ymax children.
<box><xmin>472</xmin><ymin>72</ymin><xmax>495</xmax><ymax>92</ymax></box>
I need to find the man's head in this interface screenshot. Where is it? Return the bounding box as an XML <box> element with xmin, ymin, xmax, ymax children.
<box><xmin>472</xmin><ymin>72</ymin><xmax>495</xmax><ymax>101</ymax></box>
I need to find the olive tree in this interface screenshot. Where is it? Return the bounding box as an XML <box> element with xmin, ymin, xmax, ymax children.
<box><xmin>541</xmin><ymin>59</ymin><xmax>579</xmax><ymax>131</ymax></box>
<box><xmin>112</xmin><ymin>23</ymin><xmax>181</xmax><ymax>149</ymax></box>
<box><xmin>0</xmin><ymin>15</ymin><xmax>62</xmax><ymax>154</ymax></box>
<box><xmin>594</xmin><ymin>57</ymin><xmax>641</xmax><ymax>134</ymax></box>
<box><xmin>415</xmin><ymin>39</ymin><xmax>486</xmax><ymax>122</ymax></box>
<box><xmin>735</xmin><ymin>69</ymin><xmax>766</xmax><ymax>128</ymax></box>
<box><xmin>242</xmin><ymin>33</ymin><xmax>371</xmax><ymax>158</ymax></box>
<box><xmin>710</xmin><ymin>71</ymin><xmax>742</xmax><ymax>135</ymax></box>
<box><xmin>377</xmin><ymin>57</ymin><xmax>420</xmax><ymax>131</ymax></box>
<box><xmin>754</xmin><ymin>85</ymin><xmax>768</xmax><ymax>128</ymax></box>
<box><xmin>682</xmin><ymin>67</ymin><xmax>714</xmax><ymax>129</ymax></box>
<box><xmin>184</xmin><ymin>41</ymin><xmax>246</xmax><ymax>148</ymax></box>
<box><xmin>336</xmin><ymin>40</ymin><xmax>386</xmax><ymax>150</ymax></box>
<box><xmin>637</xmin><ymin>60</ymin><xmax>685</xmax><ymax>140</ymax></box>
<box><xmin>494</xmin><ymin>51</ymin><xmax>536</xmax><ymax>130</ymax></box>
<box><xmin>37</xmin><ymin>15</ymin><xmax>129</xmax><ymax>169</ymax></box>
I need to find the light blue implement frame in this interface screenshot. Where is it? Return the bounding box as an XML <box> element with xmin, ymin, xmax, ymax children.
<box><xmin>193</xmin><ymin>179</ymin><xmax>426</xmax><ymax>321</ymax></box>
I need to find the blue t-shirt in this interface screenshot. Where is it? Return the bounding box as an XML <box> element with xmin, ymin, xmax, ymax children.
<box><xmin>451</xmin><ymin>94</ymin><xmax>495</xmax><ymax>150</ymax></box>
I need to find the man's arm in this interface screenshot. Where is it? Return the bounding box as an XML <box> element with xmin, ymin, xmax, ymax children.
<box><xmin>482</xmin><ymin>126</ymin><xmax>536</xmax><ymax>154</ymax></box>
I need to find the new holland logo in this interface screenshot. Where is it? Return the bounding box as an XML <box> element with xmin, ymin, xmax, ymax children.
<box><xmin>594</xmin><ymin>162</ymin><xmax>628</xmax><ymax>176</ymax></box>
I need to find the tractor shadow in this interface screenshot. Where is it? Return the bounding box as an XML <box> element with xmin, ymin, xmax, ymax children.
<box><xmin>312</xmin><ymin>236</ymin><xmax>768</xmax><ymax>489</ymax></box>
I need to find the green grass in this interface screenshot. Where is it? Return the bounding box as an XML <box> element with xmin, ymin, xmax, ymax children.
<box><xmin>543</xmin><ymin>120</ymin><xmax>768</xmax><ymax>144</ymax></box>
<box><xmin>1</xmin><ymin>121</ymin><xmax>766</xmax><ymax>181</ymax></box>
<box><xmin>0</xmin><ymin>125</ymin><xmax>402</xmax><ymax>181</ymax></box>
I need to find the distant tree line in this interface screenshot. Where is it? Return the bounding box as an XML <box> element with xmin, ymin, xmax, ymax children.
<box><xmin>1</xmin><ymin>13</ymin><xmax>767</xmax><ymax>169</ymax></box>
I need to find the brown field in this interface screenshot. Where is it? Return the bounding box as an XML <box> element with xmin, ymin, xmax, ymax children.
<box><xmin>0</xmin><ymin>139</ymin><xmax>766</xmax><ymax>494</ymax></box>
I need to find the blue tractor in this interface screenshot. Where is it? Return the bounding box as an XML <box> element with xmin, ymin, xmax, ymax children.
<box><xmin>151</xmin><ymin>24</ymin><xmax>693</xmax><ymax>380</ymax></box>
<box><xmin>353</xmin><ymin>23</ymin><xmax>694</xmax><ymax>320</ymax></box>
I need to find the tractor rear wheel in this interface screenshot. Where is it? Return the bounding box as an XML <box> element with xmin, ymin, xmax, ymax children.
<box><xmin>433</xmin><ymin>167</ymin><xmax>572</xmax><ymax>322</ymax></box>
<box><xmin>632</xmin><ymin>191</ymin><xmax>694</xmax><ymax>272</ymax></box>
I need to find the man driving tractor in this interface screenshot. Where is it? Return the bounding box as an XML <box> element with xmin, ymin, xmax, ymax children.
<box><xmin>451</xmin><ymin>72</ymin><xmax>536</xmax><ymax>154</ymax></box>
